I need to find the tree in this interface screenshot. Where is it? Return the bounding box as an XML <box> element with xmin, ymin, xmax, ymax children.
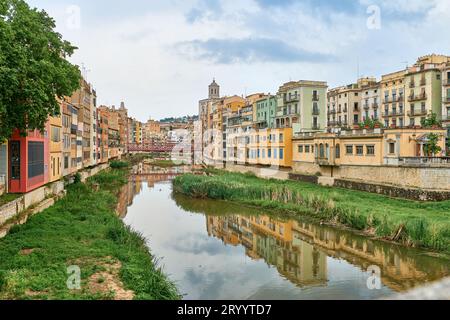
<box><xmin>424</xmin><ymin>133</ymin><xmax>442</xmax><ymax>156</ymax></box>
<box><xmin>0</xmin><ymin>0</ymin><xmax>81</xmax><ymax>141</ymax></box>
<box><xmin>421</xmin><ymin>113</ymin><xmax>442</xmax><ymax>128</ymax></box>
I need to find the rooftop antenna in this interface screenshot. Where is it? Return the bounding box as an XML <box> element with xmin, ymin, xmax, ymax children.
<box><xmin>81</xmin><ymin>63</ymin><xmax>91</xmax><ymax>81</ymax></box>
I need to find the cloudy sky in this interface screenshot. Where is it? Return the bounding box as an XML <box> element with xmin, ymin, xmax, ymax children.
<box><xmin>28</xmin><ymin>0</ymin><xmax>450</xmax><ymax>121</ymax></box>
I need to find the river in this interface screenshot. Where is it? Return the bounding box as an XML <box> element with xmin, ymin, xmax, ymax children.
<box><xmin>117</xmin><ymin>167</ymin><xmax>449</xmax><ymax>300</ymax></box>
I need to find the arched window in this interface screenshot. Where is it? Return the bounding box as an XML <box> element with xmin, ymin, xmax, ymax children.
<box><xmin>319</xmin><ymin>144</ymin><xmax>325</xmax><ymax>158</ymax></box>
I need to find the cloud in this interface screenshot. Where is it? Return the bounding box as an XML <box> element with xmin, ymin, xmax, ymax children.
<box><xmin>175</xmin><ymin>37</ymin><xmax>337</xmax><ymax>64</ymax></box>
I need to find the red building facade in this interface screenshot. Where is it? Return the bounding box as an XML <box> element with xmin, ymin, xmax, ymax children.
<box><xmin>8</xmin><ymin>128</ymin><xmax>49</xmax><ymax>193</ymax></box>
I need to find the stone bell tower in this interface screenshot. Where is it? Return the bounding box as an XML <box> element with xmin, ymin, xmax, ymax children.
<box><xmin>208</xmin><ymin>79</ymin><xmax>220</xmax><ymax>99</ymax></box>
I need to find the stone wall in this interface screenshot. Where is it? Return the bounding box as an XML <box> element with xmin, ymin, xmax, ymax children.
<box><xmin>0</xmin><ymin>163</ymin><xmax>110</xmax><ymax>234</ymax></box>
<box><xmin>293</xmin><ymin>161</ymin><xmax>450</xmax><ymax>191</ymax></box>
<box><xmin>334</xmin><ymin>178</ymin><xmax>450</xmax><ymax>201</ymax></box>
<box><xmin>289</xmin><ymin>173</ymin><xmax>319</xmax><ymax>184</ymax></box>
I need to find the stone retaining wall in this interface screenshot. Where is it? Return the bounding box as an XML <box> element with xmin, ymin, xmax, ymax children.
<box><xmin>334</xmin><ymin>179</ymin><xmax>450</xmax><ymax>201</ymax></box>
<box><xmin>0</xmin><ymin>163</ymin><xmax>110</xmax><ymax>234</ymax></box>
<box><xmin>293</xmin><ymin>161</ymin><xmax>450</xmax><ymax>192</ymax></box>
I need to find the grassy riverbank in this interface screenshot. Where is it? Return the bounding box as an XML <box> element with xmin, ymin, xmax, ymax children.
<box><xmin>0</xmin><ymin>168</ymin><xmax>179</xmax><ymax>300</ymax></box>
<box><xmin>173</xmin><ymin>170</ymin><xmax>450</xmax><ymax>254</ymax></box>
<box><xmin>147</xmin><ymin>159</ymin><xmax>186</xmax><ymax>167</ymax></box>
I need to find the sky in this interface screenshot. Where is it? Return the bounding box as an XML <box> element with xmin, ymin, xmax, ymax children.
<box><xmin>28</xmin><ymin>0</ymin><xmax>450</xmax><ymax>122</ymax></box>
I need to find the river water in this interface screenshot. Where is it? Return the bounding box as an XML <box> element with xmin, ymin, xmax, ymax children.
<box><xmin>118</xmin><ymin>168</ymin><xmax>449</xmax><ymax>300</ymax></box>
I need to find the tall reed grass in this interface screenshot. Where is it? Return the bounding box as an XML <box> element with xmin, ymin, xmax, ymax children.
<box><xmin>173</xmin><ymin>171</ymin><xmax>450</xmax><ymax>253</ymax></box>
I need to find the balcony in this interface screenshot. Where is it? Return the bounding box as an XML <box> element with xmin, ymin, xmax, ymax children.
<box><xmin>316</xmin><ymin>157</ymin><xmax>336</xmax><ymax>167</ymax></box>
<box><xmin>389</xmin><ymin>110</ymin><xmax>404</xmax><ymax>117</ymax></box>
<box><xmin>330</xmin><ymin>109</ymin><xmax>336</xmax><ymax>114</ymax></box>
<box><xmin>397</xmin><ymin>95</ymin><xmax>404</xmax><ymax>102</ymax></box>
<box><xmin>372</xmin><ymin>103</ymin><xmax>379</xmax><ymax>109</ymax></box>
<box><xmin>408</xmin><ymin>92</ymin><xmax>427</xmax><ymax>102</ymax></box>
<box><xmin>398</xmin><ymin>157</ymin><xmax>450</xmax><ymax>167</ymax></box>
<box><xmin>420</xmin><ymin>79</ymin><xmax>426</xmax><ymax>86</ymax></box>
<box><xmin>445</xmin><ymin>97</ymin><xmax>450</xmax><ymax>103</ymax></box>
<box><xmin>383</xmin><ymin>97</ymin><xmax>390</xmax><ymax>103</ymax></box>
<box><xmin>363</xmin><ymin>104</ymin><xmax>370</xmax><ymax>110</ymax></box>
<box><xmin>409</xmin><ymin>82</ymin><xmax>415</xmax><ymax>88</ymax></box>
<box><xmin>407</xmin><ymin>109</ymin><xmax>428</xmax><ymax>117</ymax></box>
<box><xmin>285</xmin><ymin>95</ymin><xmax>299</xmax><ymax>103</ymax></box>
<box><xmin>312</xmin><ymin>108</ymin><xmax>320</xmax><ymax>115</ymax></box>
<box><xmin>312</xmin><ymin>124</ymin><xmax>321</xmax><ymax>130</ymax></box>
<box><xmin>444</xmin><ymin>79</ymin><xmax>450</xmax><ymax>86</ymax></box>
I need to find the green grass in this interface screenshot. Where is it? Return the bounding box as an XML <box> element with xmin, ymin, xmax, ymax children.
<box><xmin>173</xmin><ymin>170</ymin><xmax>450</xmax><ymax>253</ymax></box>
<box><xmin>148</xmin><ymin>159</ymin><xmax>185</xmax><ymax>168</ymax></box>
<box><xmin>0</xmin><ymin>169</ymin><xmax>179</xmax><ymax>300</ymax></box>
<box><xmin>109</xmin><ymin>160</ymin><xmax>130</xmax><ymax>169</ymax></box>
<box><xmin>0</xmin><ymin>193</ymin><xmax>21</xmax><ymax>207</ymax></box>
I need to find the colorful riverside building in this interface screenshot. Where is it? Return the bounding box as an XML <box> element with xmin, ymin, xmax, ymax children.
<box><xmin>255</xmin><ymin>95</ymin><xmax>277</xmax><ymax>129</ymax></box>
<box><xmin>8</xmin><ymin>129</ymin><xmax>49</xmax><ymax>193</ymax></box>
<box><xmin>292</xmin><ymin>127</ymin><xmax>447</xmax><ymax>178</ymax></box>
<box><xmin>276</xmin><ymin>80</ymin><xmax>328</xmax><ymax>133</ymax></box>
<box><xmin>97</xmin><ymin>107</ymin><xmax>110</xmax><ymax>164</ymax></box>
<box><xmin>49</xmin><ymin>99</ymin><xmax>63</xmax><ymax>183</ymax></box>
<box><xmin>0</xmin><ymin>141</ymin><xmax>8</xmax><ymax>195</ymax></box>
<box><xmin>443</xmin><ymin>63</ymin><xmax>450</xmax><ymax>149</ymax></box>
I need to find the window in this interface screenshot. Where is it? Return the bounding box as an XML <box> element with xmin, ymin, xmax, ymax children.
<box><xmin>64</xmin><ymin>156</ymin><xmax>69</xmax><ymax>169</ymax></box>
<box><xmin>268</xmin><ymin>149</ymin><xmax>272</xmax><ymax>158</ymax></box>
<box><xmin>356</xmin><ymin>145</ymin><xmax>364</xmax><ymax>156</ymax></box>
<box><xmin>279</xmin><ymin>148</ymin><xmax>284</xmax><ymax>160</ymax></box>
<box><xmin>335</xmin><ymin>144</ymin><xmax>340</xmax><ymax>159</ymax></box>
<box><xmin>10</xmin><ymin>141</ymin><xmax>20</xmax><ymax>180</ymax></box>
<box><xmin>389</xmin><ymin>143</ymin><xmax>395</xmax><ymax>154</ymax></box>
<box><xmin>367</xmin><ymin>145</ymin><xmax>375</xmax><ymax>155</ymax></box>
<box><xmin>274</xmin><ymin>148</ymin><xmax>278</xmax><ymax>159</ymax></box>
<box><xmin>279</xmin><ymin>133</ymin><xmax>284</xmax><ymax>143</ymax></box>
<box><xmin>298</xmin><ymin>145</ymin><xmax>304</xmax><ymax>153</ymax></box>
<box><xmin>319</xmin><ymin>144</ymin><xmax>325</xmax><ymax>158</ymax></box>
<box><xmin>346</xmin><ymin>145</ymin><xmax>353</xmax><ymax>155</ymax></box>
<box><xmin>51</xmin><ymin>126</ymin><xmax>61</xmax><ymax>142</ymax></box>
<box><xmin>305</xmin><ymin>145</ymin><xmax>310</xmax><ymax>153</ymax></box>
<box><xmin>28</xmin><ymin>141</ymin><xmax>44</xmax><ymax>178</ymax></box>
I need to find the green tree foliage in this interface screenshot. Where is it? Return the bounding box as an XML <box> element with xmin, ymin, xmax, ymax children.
<box><xmin>0</xmin><ymin>0</ymin><xmax>81</xmax><ymax>141</ymax></box>
<box><xmin>358</xmin><ymin>118</ymin><xmax>383</xmax><ymax>129</ymax></box>
<box><xmin>421</xmin><ymin>113</ymin><xmax>442</xmax><ymax>128</ymax></box>
<box><xmin>424</xmin><ymin>133</ymin><xmax>442</xmax><ymax>156</ymax></box>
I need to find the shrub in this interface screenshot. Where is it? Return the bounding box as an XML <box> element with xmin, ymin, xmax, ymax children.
<box><xmin>110</xmin><ymin>160</ymin><xmax>129</xmax><ymax>169</ymax></box>
<box><xmin>74</xmin><ymin>172</ymin><xmax>82</xmax><ymax>184</ymax></box>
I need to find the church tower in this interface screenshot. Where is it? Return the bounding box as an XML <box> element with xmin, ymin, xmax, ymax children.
<box><xmin>208</xmin><ymin>79</ymin><xmax>220</xmax><ymax>99</ymax></box>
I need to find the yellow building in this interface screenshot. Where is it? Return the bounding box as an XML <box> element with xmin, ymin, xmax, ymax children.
<box><xmin>49</xmin><ymin>99</ymin><xmax>63</xmax><ymax>182</ymax></box>
<box><xmin>246</xmin><ymin>127</ymin><xmax>293</xmax><ymax>168</ymax></box>
<box><xmin>380</xmin><ymin>70</ymin><xmax>407</xmax><ymax>128</ymax></box>
<box><xmin>293</xmin><ymin>127</ymin><xmax>446</xmax><ymax>169</ymax></box>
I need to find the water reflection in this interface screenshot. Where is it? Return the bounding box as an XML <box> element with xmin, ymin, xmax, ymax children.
<box><xmin>120</xmin><ymin>171</ymin><xmax>450</xmax><ymax>299</ymax></box>
<box><xmin>175</xmin><ymin>192</ymin><xmax>449</xmax><ymax>293</ymax></box>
